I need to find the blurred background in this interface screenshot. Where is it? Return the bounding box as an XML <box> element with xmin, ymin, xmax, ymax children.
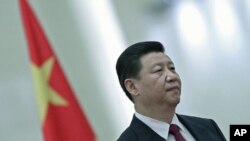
<box><xmin>0</xmin><ymin>0</ymin><xmax>250</xmax><ymax>140</ymax></box>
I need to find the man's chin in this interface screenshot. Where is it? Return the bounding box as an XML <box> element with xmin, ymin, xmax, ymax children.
<box><xmin>166</xmin><ymin>98</ymin><xmax>180</xmax><ymax>108</ymax></box>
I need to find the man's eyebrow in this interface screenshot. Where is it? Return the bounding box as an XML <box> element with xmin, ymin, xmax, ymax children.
<box><xmin>168</xmin><ymin>61</ymin><xmax>174</xmax><ymax>65</ymax></box>
<box><xmin>151</xmin><ymin>60</ymin><xmax>174</xmax><ymax>67</ymax></box>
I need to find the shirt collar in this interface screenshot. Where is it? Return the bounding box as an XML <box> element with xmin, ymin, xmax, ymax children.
<box><xmin>135</xmin><ymin>112</ymin><xmax>185</xmax><ymax>140</ymax></box>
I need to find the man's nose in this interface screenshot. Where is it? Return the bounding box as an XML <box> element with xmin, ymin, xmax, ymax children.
<box><xmin>165</xmin><ymin>70</ymin><xmax>178</xmax><ymax>82</ymax></box>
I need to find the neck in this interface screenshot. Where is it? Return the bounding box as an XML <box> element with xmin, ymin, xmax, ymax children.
<box><xmin>134</xmin><ymin>103</ymin><xmax>176</xmax><ymax>123</ymax></box>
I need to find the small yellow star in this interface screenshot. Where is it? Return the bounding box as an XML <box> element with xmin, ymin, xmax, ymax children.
<box><xmin>31</xmin><ymin>57</ymin><xmax>68</xmax><ymax>125</ymax></box>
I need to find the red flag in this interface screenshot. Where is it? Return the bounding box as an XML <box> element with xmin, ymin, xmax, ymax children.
<box><xmin>19</xmin><ymin>0</ymin><xmax>96</xmax><ymax>140</ymax></box>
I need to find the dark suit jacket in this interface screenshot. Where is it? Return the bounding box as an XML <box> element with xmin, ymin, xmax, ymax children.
<box><xmin>117</xmin><ymin>114</ymin><xmax>226</xmax><ymax>141</ymax></box>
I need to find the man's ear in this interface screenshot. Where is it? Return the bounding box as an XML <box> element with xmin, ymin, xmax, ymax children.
<box><xmin>124</xmin><ymin>79</ymin><xmax>139</xmax><ymax>96</ymax></box>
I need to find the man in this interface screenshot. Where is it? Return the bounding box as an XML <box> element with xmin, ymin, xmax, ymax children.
<box><xmin>116</xmin><ymin>41</ymin><xmax>226</xmax><ymax>141</ymax></box>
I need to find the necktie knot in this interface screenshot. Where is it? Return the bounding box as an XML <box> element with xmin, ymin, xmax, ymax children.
<box><xmin>169</xmin><ymin>124</ymin><xmax>186</xmax><ymax>141</ymax></box>
<box><xmin>169</xmin><ymin>124</ymin><xmax>180</xmax><ymax>135</ymax></box>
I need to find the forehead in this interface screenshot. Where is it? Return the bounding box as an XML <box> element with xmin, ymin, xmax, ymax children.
<box><xmin>140</xmin><ymin>52</ymin><xmax>173</xmax><ymax>67</ymax></box>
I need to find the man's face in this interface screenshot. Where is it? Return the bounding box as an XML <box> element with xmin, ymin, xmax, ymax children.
<box><xmin>134</xmin><ymin>52</ymin><xmax>182</xmax><ymax>107</ymax></box>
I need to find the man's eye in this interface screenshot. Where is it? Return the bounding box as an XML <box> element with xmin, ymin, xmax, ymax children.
<box><xmin>170</xmin><ymin>66</ymin><xmax>175</xmax><ymax>70</ymax></box>
<box><xmin>155</xmin><ymin>69</ymin><xmax>162</xmax><ymax>72</ymax></box>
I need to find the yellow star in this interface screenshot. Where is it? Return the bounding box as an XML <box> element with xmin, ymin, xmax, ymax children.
<box><xmin>31</xmin><ymin>57</ymin><xmax>68</xmax><ymax>125</ymax></box>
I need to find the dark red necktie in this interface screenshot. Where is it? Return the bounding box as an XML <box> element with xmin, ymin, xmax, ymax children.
<box><xmin>169</xmin><ymin>124</ymin><xmax>186</xmax><ymax>141</ymax></box>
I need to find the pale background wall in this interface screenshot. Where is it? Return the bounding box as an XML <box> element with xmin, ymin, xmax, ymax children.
<box><xmin>0</xmin><ymin>0</ymin><xmax>249</xmax><ymax>141</ymax></box>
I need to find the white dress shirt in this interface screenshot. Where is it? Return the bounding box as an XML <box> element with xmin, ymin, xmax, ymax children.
<box><xmin>135</xmin><ymin>112</ymin><xmax>196</xmax><ymax>141</ymax></box>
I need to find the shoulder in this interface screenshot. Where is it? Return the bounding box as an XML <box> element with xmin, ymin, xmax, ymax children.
<box><xmin>177</xmin><ymin>114</ymin><xmax>226</xmax><ymax>140</ymax></box>
<box><xmin>117</xmin><ymin>126</ymin><xmax>138</xmax><ymax>141</ymax></box>
<box><xmin>178</xmin><ymin>114</ymin><xmax>212</xmax><ymax>121</ymax></box>
<box><xmin>177</xmin><ymin>114</ymin><xmax>226</xmax><ymax>141</ymax></box>
<box><xmin>177</xmin><ymin>114</ymin><xmax>218</xmax><ymax>126</ymax></box>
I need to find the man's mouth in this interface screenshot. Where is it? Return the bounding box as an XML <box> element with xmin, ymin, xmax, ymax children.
<box><xmin>166</xmin><ymin>86</ymin><xmax>180</xmax><ymax>92</ymax></box>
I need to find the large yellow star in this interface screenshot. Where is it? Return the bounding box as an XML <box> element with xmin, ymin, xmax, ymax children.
<box><xmin>31</xmin><ymin>57</ymin><xmax>68</xmax><ymax>125</ymax></box>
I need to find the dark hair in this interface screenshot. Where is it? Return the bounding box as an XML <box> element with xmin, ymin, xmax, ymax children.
<box><xmin>116</xmin><ymin>41</ymin><xmax>165</xmax><ymax>102</ymax></box>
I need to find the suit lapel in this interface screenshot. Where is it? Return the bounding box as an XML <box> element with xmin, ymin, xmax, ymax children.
<box><xmin>177</xmin><ymin>114</ymin><xmax>221</xmax><ymax>141</ymax></box>
<box><xmin>130</xmin><ymin>115</ymin><xmax>166</xmax><ymax>141</ymax></box>
<box><xmin>178</xmin><ymin>115</ymin><xmax>204</xmax><ymax>141</ymax></box>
